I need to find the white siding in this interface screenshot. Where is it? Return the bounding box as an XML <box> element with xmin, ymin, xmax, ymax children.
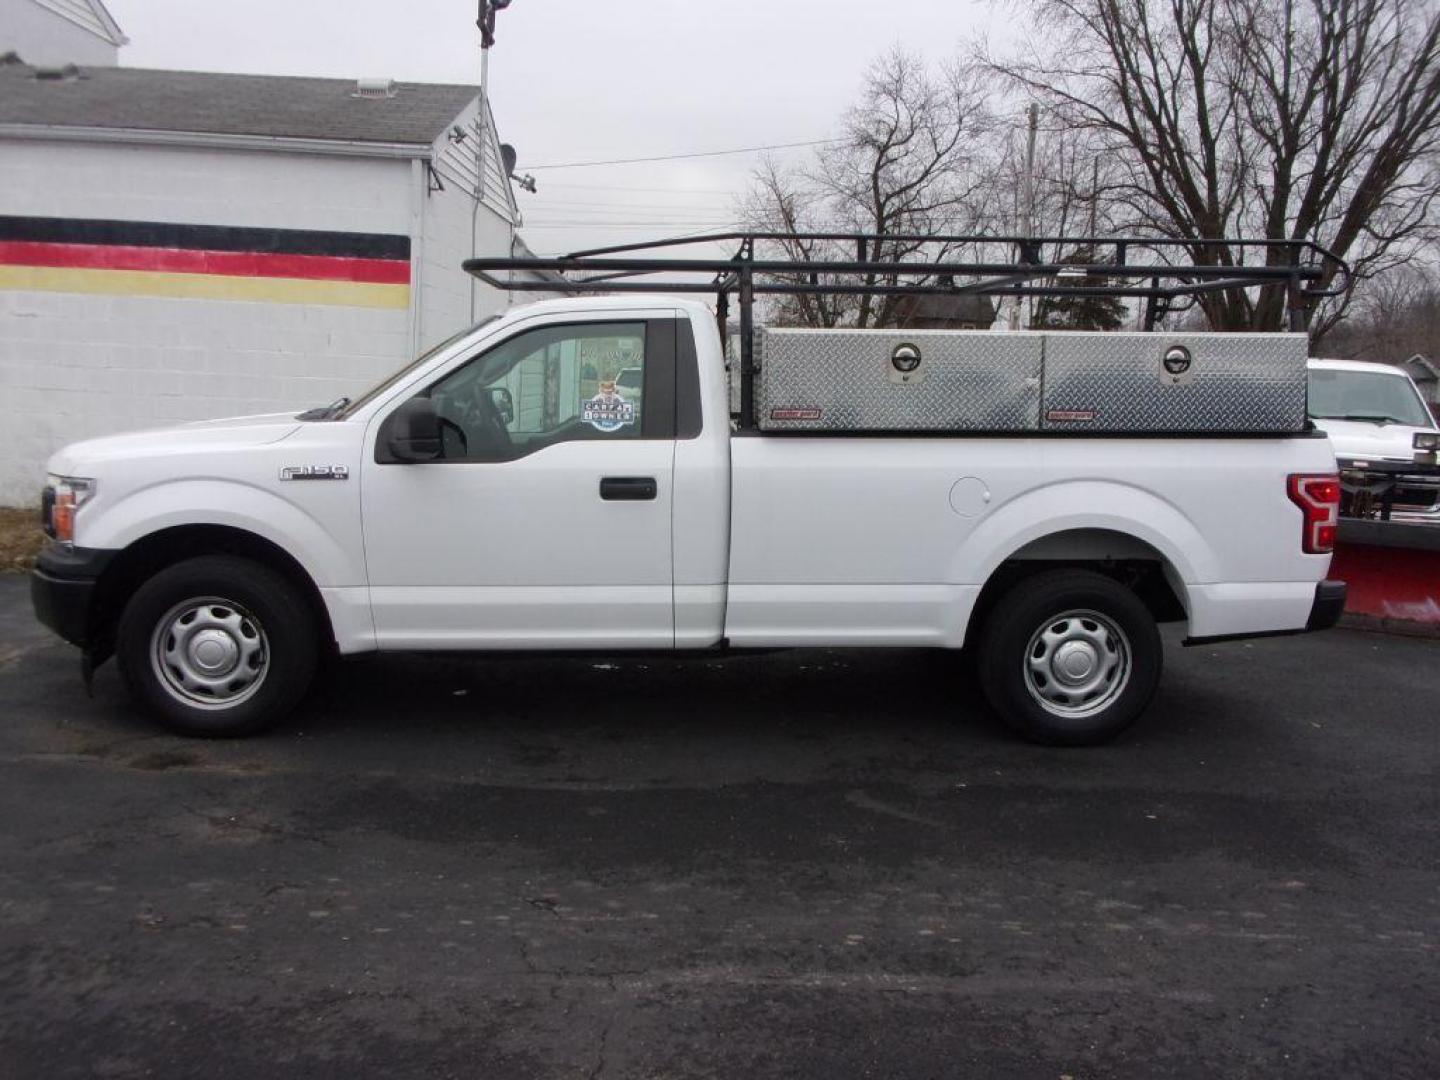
<box><xmin>416</xmin><ymin>99</ymin><xmax>519</xmax><ymax>350</ymax></box>
<box><xmin>30</xmin><ymin>0</ymin><xmax>120</xmax><ymax>41</ymax></box>
<box><xmin>430</xmin><ymin>98</ymin><xmax>517</xmax><ymax>224</ymax></box>
<box><xmin>0</xmin><ymin>0</ymin><xmax>120</xmax><ymax>65</ymax></box>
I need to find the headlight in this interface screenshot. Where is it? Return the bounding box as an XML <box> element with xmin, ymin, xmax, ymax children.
<box><xmin>1414</xmin><ymin>432</ymin><xmax>1439</xmax><ymax>452</ymax></box>
<box><xmin>42</xmin><ymin>475</ymin><xmax>96</xmax><ymax>544</ymax></box>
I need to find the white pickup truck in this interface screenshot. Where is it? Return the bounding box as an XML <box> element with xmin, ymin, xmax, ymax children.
<box><xmin>32</xmin><ymin>287</ymin><xmax>1346</xmax><ymax>746</ymax></box>
<box><xmin>1307</xmin><ymin>357</ymin><xmax>1440</xmax><ymax>521</ymax></box>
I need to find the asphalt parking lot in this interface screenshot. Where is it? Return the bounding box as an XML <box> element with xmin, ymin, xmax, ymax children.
<box><xmin>0</xmin><ymin>574</ymin><xmax>1435</xmax><ymax>1079</ymax></box>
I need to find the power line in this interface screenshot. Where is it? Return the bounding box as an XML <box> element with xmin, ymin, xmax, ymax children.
<box><xmin>522</xmin><ymin>222</ymin><xmax>740</xmax><ymax>230</ymax></box>
<box><xmin>538</xmin><ymin>182</ymin><xmax>746</xmax><ymax>195</ymax></box>
<box><xmin>525</xmin><ymin>222</ymin><xmax>739</xmax><ymax>229</ymax></box>
<box><xmin>526</xmin><ymin>198</ymin><xmax>739</xmax><ymax>211</ymax></box>
<box><xmin>527</xmin><ymin>138</ymin><xmax>839</xmax><ymax>171</ymax></box>
<box><xmin>527</xmin><ymin>208</ymin><xmax>737</xmax><ymax>220</ymax></box>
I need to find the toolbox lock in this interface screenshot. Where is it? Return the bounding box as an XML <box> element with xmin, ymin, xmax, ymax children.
<box><xmin>891</xmin><ymin>343</ymin><xmax>922</xmax><ymax>372</ymax></box>
<box><xmin>1161</xmin><ymin>345</ymin><xmax>1194</xmax><ymax>385</ymax></box>
<box><xmin>889</xmin><ymin>342</ymin><xmax>924</xmax><ymax>385</ymax></box>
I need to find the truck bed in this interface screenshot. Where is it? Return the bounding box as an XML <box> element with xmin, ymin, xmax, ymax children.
<box><xmin>720</xmin><ymin>432</ymin><xmax>1336</xmax><ymax>647</ymax></box>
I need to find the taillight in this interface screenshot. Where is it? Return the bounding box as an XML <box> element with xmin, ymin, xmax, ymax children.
<box><xmin>1287</xmin><ymin>474</ymin><xmax>1339</xmax><ymax>554</ymax></box>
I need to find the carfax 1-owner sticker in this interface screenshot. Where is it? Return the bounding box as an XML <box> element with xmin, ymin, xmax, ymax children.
<box><xmin>581</xmin><ymin>381</ymin><xmax>636</xmax><ymax>432</ymax></box>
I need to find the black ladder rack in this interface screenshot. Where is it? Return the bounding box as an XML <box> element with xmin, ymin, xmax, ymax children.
<box><xmin>465</xmin><ymin>230</ymin><xmax>1350</xmax><ymax>431</ymax></box>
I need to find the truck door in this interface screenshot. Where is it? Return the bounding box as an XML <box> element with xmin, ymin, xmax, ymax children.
<box><xmin>360</xmin><ymin>314</ymin><xmax>682</xmax><ymax>649</ymax></box>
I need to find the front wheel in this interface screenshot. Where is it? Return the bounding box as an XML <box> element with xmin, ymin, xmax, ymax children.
<box><xmin>976</xmin><ymin>569</ymin><xmax>1162</xmax><ymax>746</ymax></box>
<box><xmin>116</xmin><ymin>555</ymin><xmax>318</xmax><ymax>737</ymax></box>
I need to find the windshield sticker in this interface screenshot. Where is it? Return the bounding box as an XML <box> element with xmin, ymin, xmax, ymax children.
<box><xmin>582</xmin><ymin>381</ymin><xmax>636</xmax><ymax>433</ymax></box>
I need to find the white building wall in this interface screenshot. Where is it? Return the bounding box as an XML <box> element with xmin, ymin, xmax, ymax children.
<box><xmin>417</xmin><ymin>182</ymin><xmax>516</xmax><ymax>350</ymax></box>
<box><xmin>418</xmin><ymin>160</ymin><xmax>484</xmax><ymax>350</ymax></box>
<box><xmin>0</xmin><ymin>0</ymin><xmax>120</xmax><ymax>66</ymax></box>
<box><xmin>0</xmin><ymin>139</ymin><xmax>417</xmax><ymax>504</ymax></box>
<box><xmin>0</xmin><ymin>139</ymin><xmax>413</xmax><ymax>234</ymax></box>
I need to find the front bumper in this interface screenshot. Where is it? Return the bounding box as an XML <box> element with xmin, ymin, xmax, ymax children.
<box><xmin>1338</xmin><ymin>457</ymin><xmax>1440</xmax><ymax>520</ymax></box>
<box><xmin>30</xmin><ymin>544</ymin><xmax>114</xmax><ymax>647</ymax></box>
<box><xmin>1184</xmin><ymin>579</ymin><xmax>1347</xmax><ymax>646</ymax></box>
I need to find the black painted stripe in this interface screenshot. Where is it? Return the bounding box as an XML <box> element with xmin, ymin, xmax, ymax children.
<box><xmin>0</xmin><ymin>216</ymin><xmax>410</xmax><ymax>261</ymax></box>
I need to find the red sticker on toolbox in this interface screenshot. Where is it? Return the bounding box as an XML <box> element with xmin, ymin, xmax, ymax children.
<box><xmin>770</xmin><ymin>408</ymin><xmax>823</xmax><ymax>421</ymax></box>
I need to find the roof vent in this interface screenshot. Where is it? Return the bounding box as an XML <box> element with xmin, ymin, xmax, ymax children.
<box><xmin>353</xmin><ymin>78</ymin><xmax>397</xmax><ymax>99</ymax></box>
<box><xmin>33</xmin><ymin>63</ymin><xmax>83</xmax><ymax>82</ymax></box>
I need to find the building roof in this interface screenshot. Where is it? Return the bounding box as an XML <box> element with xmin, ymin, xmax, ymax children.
<box><xmin>0</xmin><ymin>62</ymin><xmax>478</xmax><ymax>147</ymax></box>
<box><xmin>892</xmin><ymin>288</ymin><xmax>997</xmax><ymax>327</ymax></box>
<box><xmin>1402</xmin><ymin>354</ymin><xmax>1438</xmax><ymax>381</ymax></box>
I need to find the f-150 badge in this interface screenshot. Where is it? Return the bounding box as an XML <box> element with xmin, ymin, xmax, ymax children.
<box><xmin>280</xmin><ymin>465</ymin><xmax>349</xmax><ymax>481</ymax></box>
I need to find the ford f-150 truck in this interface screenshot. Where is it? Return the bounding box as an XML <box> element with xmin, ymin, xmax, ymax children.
<box><xmin>30</xmin><ymin>233</ymin><xmax>1348</xmax><ymax>745</ymax></box>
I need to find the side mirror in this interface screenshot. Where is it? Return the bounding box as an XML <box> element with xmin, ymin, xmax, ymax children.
<box><xmin>488</xmin><ymin>387</ymin><xmax>515</xmax><ymax>425</ymax></box>
<box><xmin>385</xmin><ymin>397</ymin><xmax>443</xmax><ymax>462</ymax></box>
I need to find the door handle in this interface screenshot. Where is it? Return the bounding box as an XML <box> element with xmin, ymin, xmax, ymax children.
<box><xmin>599</xmin><ymin>476</ymin><xmax>658</xmax><ymax>501</ymax></box>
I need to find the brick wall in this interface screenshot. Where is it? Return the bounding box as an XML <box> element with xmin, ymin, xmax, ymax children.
<box><xmin>0</xmin><ymin>139</ymin><xmax>418</xmax><ymax>504</ymax></box>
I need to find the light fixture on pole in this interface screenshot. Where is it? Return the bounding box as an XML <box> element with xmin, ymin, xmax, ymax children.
<box><xmin>478</xmin><ymin>0</ymin><xmax>512</xmax><ymax>49</ymax></box>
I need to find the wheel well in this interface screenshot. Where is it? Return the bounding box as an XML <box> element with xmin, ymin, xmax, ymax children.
<box><xmin>969</xmin><ymin>529</ymin><xmax>1188</xmax><ymax>644</ymax></box>
<box><xmin>90</xmin><ymin>525</ymin><xmax>334</xmax><ymax>659</ymax></box>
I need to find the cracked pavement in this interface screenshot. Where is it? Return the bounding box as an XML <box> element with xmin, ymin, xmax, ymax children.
<box><xmin>0</xmin><ymin>575</ymin><xmax>1436</xmax><ymax>1077</ymax></box>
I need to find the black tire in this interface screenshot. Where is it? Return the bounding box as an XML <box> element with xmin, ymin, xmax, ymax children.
<box><xmin>976</xmin><ymin>569</ymin><xmax>1162</xmax><ymax>746</ymax></box>
<box><xmin>116</xmin><ymin>555</ymin><xmax>317</xmax><ymax>737</ymax></box>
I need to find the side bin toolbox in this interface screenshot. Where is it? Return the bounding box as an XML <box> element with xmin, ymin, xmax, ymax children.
<box><xmin>1040</xmin><ymin>332</ymin><xmax>1309</xmax><ymax>434</ymax></box>
<box><xmin>755</xmin><ymin>328</ymin><xmax>1044</xmax><ymax>432</ymax></box>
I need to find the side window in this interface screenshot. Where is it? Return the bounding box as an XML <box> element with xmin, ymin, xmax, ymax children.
<box><xmin>426</xmin><ymin>322</ymin><xmax>647</xmax><ymax>462</ymax></box>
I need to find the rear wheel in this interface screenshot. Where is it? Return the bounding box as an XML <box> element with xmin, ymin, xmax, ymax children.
<box><xmin>116</xmin><ymin>555</ymin><xmax>317</xmax><ymax>737</ymax></box>
<box><xmin>977</xmin><ymin>569</ymin><xmax>1162</xmax><ymax>746</ymax></box>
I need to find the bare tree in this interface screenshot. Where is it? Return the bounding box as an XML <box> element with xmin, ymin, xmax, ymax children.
<box><xmin>743</xmin><ymin>158</ymin><xmax>853</xmax><ymax>328</ymax></box>
<box><xmin>741</xmin><ymin>48</ymin><xmax>994</xmax><ymax>328</ymax></box>
<box><xmin>983</xmin><ymin>0</ymin><xmax>1440</xmax><ymax>340</ymax></box>
<box><xmin>1324</xmin><ymin>264</ymin><xmax>1440</xmax><ymax>362</ymax></box>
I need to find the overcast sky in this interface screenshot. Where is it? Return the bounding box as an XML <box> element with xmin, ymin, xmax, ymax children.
<box><xmin>105</xmin><ymin>0</ymin><xmax>1010</xmax><ymax>254</ymax></box>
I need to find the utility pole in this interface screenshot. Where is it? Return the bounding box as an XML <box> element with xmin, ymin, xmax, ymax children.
<box><xmin>471</xmin><ymin>0</ymin><xmax>513</xmax><ymax>320</ymax></box>
<box><xmin>1010</xmin><ymin>103</ymin><xmax>1039</xmax><ymax>330</ymax></box>
<box><xmin>1087</xmin><ymin>154</ymin><xmax>1099</xmax><ymax>240</ymax></box>
<box><xmin>1023</xmin><ymin>103</ymin><xmax>1038</xmax><ymax>239</ymax></box>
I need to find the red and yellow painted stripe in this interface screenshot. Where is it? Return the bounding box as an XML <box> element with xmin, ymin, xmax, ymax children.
<box><xmin>0</xmin><ymin>217</ymin><xmax>411</xmax><ymax>309</ymax></box>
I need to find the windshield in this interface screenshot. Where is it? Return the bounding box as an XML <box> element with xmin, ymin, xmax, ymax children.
<box><xmin>1308</xmin><ymin>367</ymin><xmax>1434</xmax><ymax>428</ymax></box>
<box><xmin>336</xmin><ymin>317</ymin><xmax>499</xmax><ymax>420</ymax></box>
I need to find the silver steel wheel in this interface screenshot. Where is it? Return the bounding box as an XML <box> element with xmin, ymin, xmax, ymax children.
<box><xmin>150</xmin><ymin>596</ymin><xmax>269</xmax><ymax>710</ymax></box>
<box><xmin>1023</xmin><ymin>608</ymin><xmax>1131</xmax><ymax>719</ymax></box>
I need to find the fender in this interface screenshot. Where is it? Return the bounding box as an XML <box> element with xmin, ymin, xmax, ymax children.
<box><xmin>80</xmin><ymin>478</ymin><xmax>364</xmax><ymax>590</ymax></box>
<box><xmin>954</xmin><ymin>479</ymin><xmax>1218</xmax><ymax>590</ymax></box>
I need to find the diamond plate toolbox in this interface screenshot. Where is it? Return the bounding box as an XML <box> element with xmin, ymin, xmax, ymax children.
<box><xmin>1040</xmin><ymin>332</ymin><xmax>1308</xmax><ymax>433</ymax></box>
<box><xmin>755</xmin><ymin>328</ymin><xmax>1043</xmax><ymax>432</ymax></box>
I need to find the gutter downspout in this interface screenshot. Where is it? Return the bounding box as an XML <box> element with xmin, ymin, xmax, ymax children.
<box><xmin>410</xmin><ymin>158</ymin><xmax>427</xmax><ymax>356</ymax></box>
<box><xmin>469</xmin><ymin>49</ymin><xmax>490</xmax><ymax>324</ymax></box>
